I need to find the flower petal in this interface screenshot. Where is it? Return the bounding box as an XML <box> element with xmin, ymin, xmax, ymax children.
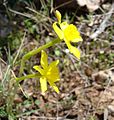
<box><xmin>48</xmin><ymin>81</ymin><xmax>59</xmax><ymax>93</ymax></box>
<box><xmin>53</xmin><ymin>22</ymin><xmax>64</xmax><ymax>39</ymax></box>
<box><xmin>41</xmin><ymin>50</ymin><xmax>48</xmax><ymax>69</ymax></box>
<box><xmin>47</xmin><ymin>60</ymin><xmax>60</xmax><ymax>82</ymax></box>
<box><xmin>60</xmin><ymin>21</ymin><xmax>69</xmax><ymax>30</ymax></box>
<box><xmin>40</xmin><ymin>77</ymin><xmax>47</xmax><ymax>93</ymax></box>
<box><xmin>33</xmin><ymin>65</ymin><xmax>44</xmax><ymax>75</ymax></box>
<box><xmin>55</xmin><ymin>10</ymin><xmax>61</xmax><ymax>23</ymax></box>
<box><xmin>64</xmin><ymin>24</ymin><xmax>83</xmax><ymax>42</ymax></box>
<box><xmin>49</xmin><ymin>60</ymin><xmax>59</xmax><ymax>67</ymax></box>
<box><xmin>47</xmin><ymin>67</ymin><xmax>60</xmax><ymax>82</ymax></box>
<box><xmin>65</xmin><ymin>40</ymin><xmax>81</xmax><ymax>59</ymax></box>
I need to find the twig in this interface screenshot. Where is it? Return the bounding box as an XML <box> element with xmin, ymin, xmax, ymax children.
<box><xmin>90</xmin><ymin>2</ymin><xmax>114</xmax><ymax>39</ymax></box>
<box><xmin>55</xmin><ymin>0</ymin><xmax>74</xmax><ymax>10</ymax></box>
<box><xmin>18</xmin><ymin>116</ymin><xmax>75</xmax><ymax>120</ymax></box>
<box><xmin>13</xmin><ymin>32</ymin><xmax>26</xmax><ymax>65</ymax></box>
<box><xmin>8</xmin><ymin>8</ymin><xmax>37</xmax><ymax>20</ymax></box>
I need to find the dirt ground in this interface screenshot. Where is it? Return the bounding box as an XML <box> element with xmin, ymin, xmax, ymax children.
<box><xmin>0</xmin><ymin>0</ymin><xmax>114</xmax><ymax>120</ymax></box>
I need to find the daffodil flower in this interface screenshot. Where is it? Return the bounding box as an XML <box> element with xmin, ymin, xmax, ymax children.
<box><xmin>53</xmin><ymin>10</ymin><xmax>83</xmax><ymax>59</ymax></box>
<box><xmin>33</xmin><ymin>50</ymin><xmax>60</xmax><ymax>93</ymax></box>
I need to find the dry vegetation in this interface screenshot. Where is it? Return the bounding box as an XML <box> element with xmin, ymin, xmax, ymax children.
<box><xmin>0</xmin><ymin>0</ymin><xmax>114</xmax><ymax>120</ymax></box>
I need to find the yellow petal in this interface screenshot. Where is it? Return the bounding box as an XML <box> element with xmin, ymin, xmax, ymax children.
<box><xmin>48</xmin><ymin>81</ymin><xmax>59</xmax><ymax>93</ymax></box>
<box><xmin>47</xmin><ymin>60</ymin><xmax>60</xmax><ymax>82</ymax></box>
<box><xmin>60</xmin><ymin>21</ymin><xmax>69</xmax><ymax>30</ymax></box>
<box><xmin>47</xmin><ymin>67</ymin><xmax>60</xmax><ymax>82</ymax></box>
<box><xmin>71</xmin><ymin>36</ymin><xmax>83</xmax><ymax>42</ymax></box>
<box><xmin>64</xmin><ymin>24</ymin><xmax>83</xmax><ymax>42</ymax></box>
<box><xmin>33</xmin><ymin>65</ymin><xmax>44</xmax><ymax>75</ymax></box>
<box><xmin>71</xmin><ymin>47</ymin><xmax>80</xmax><ymax>59</ymax></box>
<box><xmin>55</xmin><ymin>10</ymin><xmax>61</xmax><ymax>23</ymax></box>
<box><xmin>65</xmin><ymin>40</ymin><xmax>81</xmax><ymax>59</ymax></box>
<box><xmin>49</xmin><ymin>60</ymin><xmax>59</xmax><ymax>67</ymax></box>
<box><xmin>40</xmin><ymin>77</ymin><xmax>47</xmax><ymax>93</ymax></box>
<box><xmin>53</xmin><ymin>22</ymin><xmax>64</xmax><ymax>39</ymax></box>
<box><xmin>41</xmin><ymin>50</ymin><xmax>48</xmax><ymax>69</ymax></box>
<box><xmin>52</xmin><ymin>84</ymin><xmax>59</xmax><ymax>93</ymax></box>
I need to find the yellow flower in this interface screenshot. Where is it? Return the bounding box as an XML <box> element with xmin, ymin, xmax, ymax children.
<box><xmin>33</xmin><ymin>50</ymin><xmax>60</xmax><ymax>93</ymax></box>
<box><xmin>53</xmin><ymin>10</ymin><xmax>83</xmax><ymax>59</ymax></box>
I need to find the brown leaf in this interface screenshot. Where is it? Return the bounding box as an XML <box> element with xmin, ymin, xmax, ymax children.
<box><xmin>77</xmin><ymin>0</ymin><xmax>101</xmax><ymax>11</ymax></box>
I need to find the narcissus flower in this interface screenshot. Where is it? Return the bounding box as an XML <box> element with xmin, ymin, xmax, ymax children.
<box><xmin>33</xmin><ymin>50</ymin><xmax>60</xmax><ymax>93</ymax></box>
<box><xmin>53</xmin><ymin>10</ymin><xmax>83</xmax><ymax>59</ymax></box>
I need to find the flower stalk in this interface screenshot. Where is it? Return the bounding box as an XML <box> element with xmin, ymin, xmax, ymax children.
<box><xmin>19</xmin><ymin>38</ymin><xmax>61</xmax><ymax>76</ymax></box>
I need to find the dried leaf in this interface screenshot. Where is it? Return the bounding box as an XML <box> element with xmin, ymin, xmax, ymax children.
<box><xmin>77</xmin><ymin>0</ymin><xmax>101</xmax><ymax>11</ymax></box>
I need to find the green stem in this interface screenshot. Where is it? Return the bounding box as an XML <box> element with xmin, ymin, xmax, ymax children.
<box><xmin>19</xmin><ymin>37</ymin><xmax>61</xmax><ymax>76</ymax></box>
<box><xmin>16</xmin><ymin>73</ymin><xmax>41</xmax><ymax>82</ymax></box>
